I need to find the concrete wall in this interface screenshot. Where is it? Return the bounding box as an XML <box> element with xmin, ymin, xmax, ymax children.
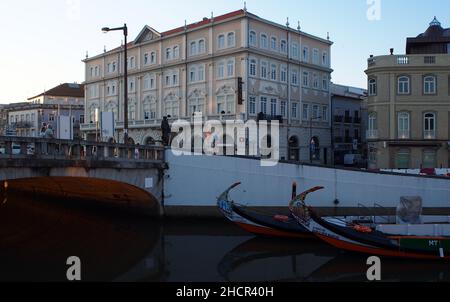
<box><xmin>165</xmin><ymin>151</ymin><xmax>450</xmax><ymax>216</ymax></box>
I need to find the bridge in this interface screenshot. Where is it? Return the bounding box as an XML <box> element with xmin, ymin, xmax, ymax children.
<box><xmin>0</xmin><ymin>136</ymin><xmax>167</xmax><ymax>216</ymax></box>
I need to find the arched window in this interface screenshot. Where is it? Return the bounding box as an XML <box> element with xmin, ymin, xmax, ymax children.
<box><xmin>218</xmin><ymin>35</ymin><xmax>225</xmax><ymax>49</ymax></box>
<box><xmin>424</xmin><ymin>75</ymin><xmax>436</xmax><ymax>94</ymax></box>
<box><xmin>166</xmin><ymin>48</ymin><xmax>172</xmax><ymax>60</ymax></box>
<box><xmin>189</xmin><ymin>66</ymin><xmax>197</xmax><ymax>82</ymax></box>
<box><xmin>128</xmin><ymin>99</ymin><xmax>136</xmax><ymax>121</ymax></box>
<box><xmin>249</xmin><ymin>31</ymin><xmax>257</xmax><ymax>46</ymax></box>
<box><xmin>368</xmin><ymin>78</ymin><xmax>377</xmax><ymax>96</ymax></box>
<box><xmin>260</xmin><ymin>34</ymin><xmax>268</xmax><ymax>49</ymax></box>
<box><xmin>280</xmin><ymin>40</ymin><xmax>287</xmax><ymax>53</ymax></box>
<box><xmin>250</xmin><ymin>59</ymin><xmax>257</xmax><ymax>76</ymax></box>
<box><xmin>424</xmin><ymin>112</ymin><xmax>436</xmax><ymax>139</ymax></box>
<box><xmin>227</xmin><ymin>32</ymin><xmax>235</xmax><ymax>47</ymax></box>
<box><xmin>190</xmin><ymin>41</ymin><xmax>197</xmax><ymax>55</ymax></box>
<box><xmin>198</xmin><ymin>66</ymin><xmax>205</xmax><ymax>82</ymax></box>
<box><xmin>105</xmin><ymin>101</ymin><xmax>118</xmax><ymax>122</ymax></box>
<box><xmin>270</xmin><ymin>37</ymin><xmax>277</xmax><ymax>50</ymax></box>
<box><xmin>173</xmin><ymin>46</ymin><xmax>179</xmax><ymax>59</ymax></box>
<box><xmin>150</xmin><ymin>52</ymin><xmax>156</xmax><ymax>64</ymax></box>
<box><xmin>398</xmin><ymin>112</ymin><xmax>410</xmax><ymax>139</ymax></box>
<box><xmin>368</xmin><ymin>113</ymin><xmax>378</xmax><ymax>139</ymax></box>
<box><xmin>89</xmin><ymin>104</ymin><xmax>99</xmax><ymax>124</ymax></box>
<box><xmin>398</xmin><ymin>76</ymin><xmax>410</xmax><ymax>94</ymax></box>
<box><xmin>227</xmin><ymin>60</ymin><xmax>234</xmax><ymax>77</ymax></box>
<box><xmin>143</xmin><ymin>96</ymin><xmax>157</xmax><ymax>120</ymax></box>
<box><xmin>217</xmin><ymin>88</ymin><xmax>235</xmax><ymax>115</ymax></box>
<box><xmin>198</xmin><ymin>40</ymin><xmax>205</xmax><ymax>53</ymax></box>
<box><xmin>188</xmin><ymin>94</ymin><xmax>205</xmax><ymax>116</ymax></box>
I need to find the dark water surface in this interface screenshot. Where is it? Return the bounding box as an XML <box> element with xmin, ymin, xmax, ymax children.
<box><xmin>1</xmin><ymin>191</ymin><xmax>450</xmax><ymax>282</ymax></box>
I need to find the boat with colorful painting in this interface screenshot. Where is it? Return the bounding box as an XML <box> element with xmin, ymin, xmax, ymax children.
<box><xmin>289</xmin><ymin>187</ymin><xmax>450</xmax><ymax>260</ymax></box>
<box><xmin>217</xmin><ymin>182</ymin><xmax>313</xmax><ymax>238</ymax></box>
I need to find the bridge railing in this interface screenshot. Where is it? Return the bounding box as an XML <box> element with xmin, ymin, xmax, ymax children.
<box><xmin>0</xmin><ymin>136</ymin><xmax>165</xmax><ymax>163</ymax></box>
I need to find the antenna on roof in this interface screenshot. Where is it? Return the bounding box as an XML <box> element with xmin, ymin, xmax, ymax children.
<box><xmin>286</xmin><ymin>17</ymin><xmax>290</xmax><ymax>28</ymax></box>
<box><xmin>85</xmin><ymin>51</ymin><xmax>89</xmax><ymax>59</ymax></box>
<box><xmin>244</xmin><ymin>1</ymin><xmax>247</xmax><ymax>12</ymax></box>
<box><xmin>211</xmin><ymin>11</ymin><xmax>214</xmax><ymax>22</ymax></box>
<box><xmin>184</xmin><ymin>20</ymin><xmax>187</xmax><ymax>31</ymax></box>
<box><xmin>297</xmin><ymin>21</ymin><xmax>301</xmax><ymax>31</ymax></box>
<box><xmin>104</xmin><ymin>45</ymin><xmax>106</xmax><ymax>53</ymax></box>
<box><xmin>327</xmin><ymin>32</ymin><xmax>330</xmax><ymax>40</ymax></box>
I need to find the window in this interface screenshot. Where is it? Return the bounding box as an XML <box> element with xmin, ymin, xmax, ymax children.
<box><xmin>261</xmin><ymin>61</ymin><xmax>268</xmax><ymax>79</ymax></box>
<box><xmin>198</xmin><ymin>66</ymin><xmax>205</xmax><ymax>82</ymax></box>
<box><xmin>291</xmin><ymin>43</ymin><xmax>299</xmax><ymax>58</ymax></box>
<box><xmin>303</xmin><ymin>72</ymin><xmax>309</xmax><ymax>87</ymax></box>
<box><xmin>280</xmin><ymin>40</ymin><xmax>287</xmax><ymax>53</ymax></box>
<box><xmin>165</xmin><ymin>75</ymin><xmax>171</xmax><ymax>86</ymax></box>
<box><xmin>80</xmin><ymin>115</ymin><xmax>85</xmax><ymax>124</ymax></box>
<box><xmin>144</xmin><ymin>53</ymin><xmax>149</xmax><ymax>65</ymax></box>
<box><xmin>173</xmin><ymin>46</ymin><xmax>179</xmax><ymax>59</ymax></box>
<box><xmin>271</xmin><ymin>37</ymin><xmax>277</xmax><ymax>51</ymax></box>
<box><xmin>313</xmin><ymin>49</ymin><xmax>319</xmax><ymax>65</ymax></box>
<box><xmin>313</xmin><ymin>74</ymin><xmax>319</xmax><ymax>89</ymax></box>
<box><xmin>398</xmin><ymin>112</ymin><xmax>410</xmax><ymax>139</ymax></box>
<box><xmin>270</xmin><ymin>99</ymin><xmax>277</xmax><ymax>116</ymax></box>
<box><xmin>128</xmin><ymin>78</ymin><xmax>135</xmax><ymax>92</ymax></box>
<box><xmin>198</xmin><ymin>40</ymin><xmax>206</xmax><ymax>53</ymax></box>
<box><xmin>281</xmin><ymin>66</ymin><xmax>287</xmax><ymax>83</ymax></box>
<box><xmin>303</xmin><ymin>47</ymin><xmax>309</xmax><ymax>62</ymax></box>
<box><xmin>322</xmin><ymin>76</ymin><xmax>329</xmax><ymax>91</ymax></box>
<box><xmin>188</xmin><ymin>96</ymin><xmax>205</xmax><ymax>116</ymax></box>
<box><xmin>143</xmin><ymin>75</ymin><xmax>151</xmax><ymax>90</ymax></box>
<box><xmin>217</xmin><ymin>94</ymin><xmax>235</xmax><ymax>114</ymax></box>
<box><xmin>218</xmin><ymin>35</ymin><xmax>225</xmax><ymax>49</ymax></box>
<box><xmin>172</xmin><ymin>74</ymin><xmax>178</xmax><ymax>86</ymax></box>
<box><xmin>189</xmin><ymin>67</ymin><xmax>197</xmax><ymax>82</ymax></box>
<box><xmin>217</xmin><ymin>62</ymin><xmax>225</xmax><ymax>79</ymax></box>
<box><xmin>368</xmin><ymin>78</ymin><xmax>377</xmax><ymax>96</ymax></box>
<box><xmin>424</xmin><ymin>75</ymin><xmax>436</xmax><ymax>94</ymax></box>
<box><xmin>368</xmin><ymin>113</ymin><xmax>378</xmax><ymax>138</ymax></box>
<box><xmin>396</xmin><ymin>149</ymin><xmax>410</xmax><ymax>169</ymax></box>
<box><xmin>150</xmin><ymin>52</ymin><xmax>156</xmax><ymax>64</ymax></box>
<box><xmin>424</xmin><ymin>113</ymin><xmax>436</xmax><ymax>139</ymax></box>
<box><xmin>270</xmin><ymin>64</ymin><xmax>277</xmax><ymax>81</ymax></box>
<box><xmin>260</xmin><ymin>34</ymin><xmax>268</xmax><ymax>49</ymax></box>
<box><xmin>165</xmin><ymin>96</ymin><xmax>179</xmax><ymax>118</ymax></box>
<box><xmin>260</xmin><ymin>97</ymin><xmax>267</xmax><ymax>114</ymax></box>
<box><xmin>249</xmin><ymin>31</ymin><xmax>257</xmax><ymax>46</ymax></box>
<box><xmin>128</xmin><ymin>101</ymin><xmax>136</xmax><ymax>121</ymax></box>
<box><xmin>291</xmin><ymin>70</ymin><xmax>298</xmax><ymax>85</ymax></box>
<box><xmin>322</xmin><ymin>106</ymin><xmax>328</xmax><ymax>122</ymax></box>
<box><xmin>322</xmin><ymin>51</ymin><xmax>328</xmax><ymax>66</ymax></box>
<box><xmin>292</xmin><ymin>103</ymin><xmax>298</xmax><ymax>119</ymax></box>
<box><xmin>190</xmin><ymin>41</ymin><xmax>197</xmax><ymax>55</ymax></box>
<box><xmin>280</xmin><ymin>101</ymin><xmax>287</xmax><ymax>118</ymax></box>
<box><xmin>250</xmin><ymin>59</ymin><xmax>257</xmax><ymax>76</ymax></box>
<box><xmin>312</xmin><ymin>105</ymin><xmax>319</xmax><ymax>119</ymax></box>
<box><xmin>249</xmin><ymin>97</ymin><xmax>256</xmax><ymax>115</ymax></box>
<box><xmin>166</xmin><ymin>48</ymin><xmax>172</xmax><ymax>60</ymax></box>
<box><xmin>127</xmin><ymin>57</ymin><xmax>135</xmax><ymax>69</ymax></box>
<box><xmin>227</xmin><ymin>60</ymin><xmax>234</xmax><ymax>77</ymax></box>
<box><xmin>398</xmin><ymin>76</ymin><xmax>410</xmax><ymax>94</ymax></box>
<box><xmin>423</xmin><ymin>150</ymin><xmax>437</xmax><ymax>168</ymax></box>
<box><xmin>302</xmin><ymin>104</ymin><xmax>309</xmax><ymax>120</ymax></box>
<box><xmin>227</xmin><ymin>32</ymin><xmax>235</xmax><ymax>47</ymax></box>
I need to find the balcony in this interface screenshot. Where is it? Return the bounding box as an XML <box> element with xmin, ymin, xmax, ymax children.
<box><xmin>367</xmin><ymin>130</ymin><xmax>378</xmax><ymax>140</ymax></box>
<box><xmin>397</xmin><ymin>130</ymin><xmax>410</xmax><ymax>140</ymax></box>
<box><xmin>367</xmin><ymin>54</ymin><xmax>450</xmax><ymax>69</ymax></box>
<box><xmin>334</xmin><ymin>116</ymin><xmax>343</xmax><ymax>123</ymax></box>
<box><xmin>424</xmin><ymin>130</ymin><xmax>436</xmax><ymax>140</ymax></box>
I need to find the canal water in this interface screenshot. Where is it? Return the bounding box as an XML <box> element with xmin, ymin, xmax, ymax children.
<box><xmin>1</xmin><ymin>190</ymin><xmax>450</xmax><ymax>282</ymax></box>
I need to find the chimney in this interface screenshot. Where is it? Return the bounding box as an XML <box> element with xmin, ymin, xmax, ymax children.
<box><xmin>390</xmin><ymin>48</ymin><xmax>394</xmax><ymax>55</ymax></box>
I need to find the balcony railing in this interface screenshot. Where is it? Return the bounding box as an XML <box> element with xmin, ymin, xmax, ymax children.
<box><xmin>397</xmin><ymin>130</ymin><xmax>410</xmax><ymax>140</ymax></box>
<box><xmin>367</xmin><ymin>130</ymin><xmax>378</xmax><ymax>139</ymax></box>
<box><xmin>424</xmin><ymin>130</ymin><xmax>436</xmax><ymax>140</ymax></box>
<box><xmin>397</xmin><ymin>56</ymin><xmax>409</xmax><ymax>65</ymax></box>
<box><xmin>334</xmin><ymin>116</ymin><xmax>343</xmax><ymax>123</ymax></box>
<box><xmin>344</xmin><ymin>117</ymin><xmax>353</xmax><ymax>124</ymax></box>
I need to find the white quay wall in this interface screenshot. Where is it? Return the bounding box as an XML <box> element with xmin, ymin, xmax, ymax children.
<box><xmin>165</xmin><ymin>152</ymin><xmax>450</xmax><ymax>209</ymax></box>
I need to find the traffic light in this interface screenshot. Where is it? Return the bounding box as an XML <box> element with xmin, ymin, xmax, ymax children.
<box><xmin>237</xmin><ymin>77</ymin><xmax>243</xmax><ymax>105</ymax></box>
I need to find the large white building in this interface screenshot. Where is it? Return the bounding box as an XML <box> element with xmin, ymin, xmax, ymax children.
<box><xmin>82</xmin><ymin>9</ymin><xmax>333</xmax><ymax>163</ymax></box>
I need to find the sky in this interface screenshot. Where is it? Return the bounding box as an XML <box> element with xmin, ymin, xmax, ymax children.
<box><xmin>0</xmin><ymin>0</ymin><xmax>449</xmax><ymax>104</ymax></box>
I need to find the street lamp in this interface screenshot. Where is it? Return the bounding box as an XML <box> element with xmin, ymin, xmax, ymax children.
<box><xmin>309</xmin><ymin>115</ymin><xmax>323</xmax><ymax>164</ymax></box>
<box><xmin>102</xmin><ymin>24</ymin><xmax>129</xmax><ymax>144</ymax></box>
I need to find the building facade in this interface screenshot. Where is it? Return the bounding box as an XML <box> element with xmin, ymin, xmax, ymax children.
<box><xmin>81</xmin><ymin>9</ymin><xmax>333</xmax><ymax>163</ymax></box>
<box><xmin>7</xmin><ymin>83</ymin><xmax>85</xmax><ymax>138</ymax></box>
<box><xmin>366</xmin><ymin>17</ymin><xmax>450</xmax><ymax>169</ymax></box>
<box><xmin>331</xmin><ymin>83</ymin><xmax>367</xmax><ymax>165</ymax></box>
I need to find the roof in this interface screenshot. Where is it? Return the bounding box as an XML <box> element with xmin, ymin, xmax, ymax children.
<box><xmin>331</xmin><ymin>83</ymin><xmax>367</xmax><ymax>100</ymax></box>
<box><xmin>28</xmin><ymin>83</ymin><xmax>85</xmax><ymax>100</ymax></box>
<box><xmin>406</xmin><ymin>17</ymin><xmax>450</xmax><ymax>49</ymax></box>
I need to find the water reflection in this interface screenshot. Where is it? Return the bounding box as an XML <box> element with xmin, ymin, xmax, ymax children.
<box><xmin>2</xmin><ymin>190</ymin><xmax>450</xmax><ymax>282</ymax></box>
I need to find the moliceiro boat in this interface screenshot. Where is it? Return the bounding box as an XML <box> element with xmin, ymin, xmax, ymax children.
<box><xmin>217</xmin><ymin>182</ymin><xmax>313</xmax><ymax>238</ymax></box>
<box><xmin>289</xmin><ymin>188</ymin><xmax>450</xmax><ymax>260</ymax></box>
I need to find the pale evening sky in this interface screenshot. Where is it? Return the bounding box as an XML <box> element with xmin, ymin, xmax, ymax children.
<box><xmin>0</xmin><ymin>0</ymin><xmax>448</xmax><ymax>103</ymax></box>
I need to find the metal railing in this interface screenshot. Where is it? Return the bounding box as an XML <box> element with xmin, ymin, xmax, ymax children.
<box><xmin>0</xmin><ymin>136</ymin><xmax>165</xmax><ymax>163</ymax></box>
<box><xmin>366</xmin><ymin>130</ymin><xmax>378</xmax><ymax>139</ymax></box>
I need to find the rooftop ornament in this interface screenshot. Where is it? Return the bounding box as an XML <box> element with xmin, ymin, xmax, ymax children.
<box><xmin>430</xmin><ymin>16</ymin><xmax>441</xmax><ymax>27</ymax></box>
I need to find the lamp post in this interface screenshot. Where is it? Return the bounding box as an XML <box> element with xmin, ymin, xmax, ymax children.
<box><xmin>309</xmin><ymin>115</ymin><xmax>322</xmax><ymax>164</ymax></box>
<box><xmin>102</xmin><ymin>24</ymin><xmax>129</xmax><ymax>144</ymax></box>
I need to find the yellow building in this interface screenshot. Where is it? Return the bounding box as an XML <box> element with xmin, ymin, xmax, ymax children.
<box><xmin>365</xmin><ymin>17</ymin><xmax>450</xmax><ymax>169</ymax></box>
<box><xmin>81</xmin><ymin>8</ymin><xmax>333</xmax><ymax>163</ymax></box>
